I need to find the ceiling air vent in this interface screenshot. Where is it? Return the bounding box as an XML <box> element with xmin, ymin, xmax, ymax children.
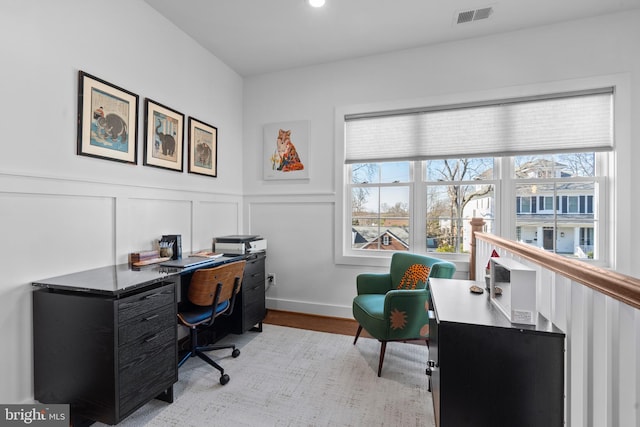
<box><xmin>456</xmin><ymin>7</ymin><xmax>493</xmax><ymax>24</ymax></box>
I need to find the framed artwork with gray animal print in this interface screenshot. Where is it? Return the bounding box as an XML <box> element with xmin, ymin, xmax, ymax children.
<box><xmin>188</xmin><ymin>117</ymin><xmax>217</xmax><ymax>177</ymax></box>
<box><xmin>143</xmin><ymin>99</ymin><xmax>185</xmax><ymax>172</ymax></box>
<box><xmin>77</xmin><ymin>71</ymin><xmax>138</xmax><ymax>164</ymax></box>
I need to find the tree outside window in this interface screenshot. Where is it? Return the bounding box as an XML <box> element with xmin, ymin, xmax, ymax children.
<box><xmin>348</xmin><ymin>153</ymin><xmax>600</xmax><ymax>259</ymax></box>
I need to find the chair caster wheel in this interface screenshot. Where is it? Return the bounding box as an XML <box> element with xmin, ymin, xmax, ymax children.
<box><xmin>232</xmin><ymin>348</ymin><xmax>240</xmax><ymax>358</ymax></box>
<box><xmin>220</xmin><ymin>374</ymin><xmax>230</xmax><ymax>385</ymax></box>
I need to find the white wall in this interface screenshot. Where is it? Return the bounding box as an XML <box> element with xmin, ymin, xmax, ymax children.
<box><xmin>2</xmin><ymin>0</ymin><xmax>639</xmax><ymax>412</ymax></box>
<box><xmin>0</xmin><ymin>1</ymin><xmax>244</xmax><ymax>403</ymax></box>
<box><xmin>243</xmin><ymin>11</ymin><xmax>639</xmax><ymax>317</ymax></box>
<box><xmin>243</xmin><ymin>13</ymin><xmax>639</xmax><ymax>426</ymax></box>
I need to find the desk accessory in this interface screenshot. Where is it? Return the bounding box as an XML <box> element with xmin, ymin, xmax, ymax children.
<box><xmin>130</xmin><ymin>250</ymin><xmax>171</xmax><ymax>267</ymax></box>
<box><xmin>192</xmin><ymin>250</ymin><xmax>224</xmax><ymax>259</ymax></box>
<box><xmin>469</xmin><ymin>284</ymin><xmax>484</xmax><ymax>294</ymax></box>
<box><xmin>214</xmin><ymin>235</ymin><xmax>266</xmax><ymax>255</ymax></box>
<box><xmin>160</xmin><ymin>235</ymin><xmax>182</xmax><ymax>259</ymax></box>
<box><xmin>159</xmin><ymin>241</ymin><xmax>173</xmax><ymax>258</ymax></box>
<box><xmin>489</xmin><ymin>257</ymin><xmax>536</xmax><ymax>324</ymax></box>
<box><xmin>131</xmin><ymin>257</ymin><xmax>171</xmax><ymax>267</ymax></box>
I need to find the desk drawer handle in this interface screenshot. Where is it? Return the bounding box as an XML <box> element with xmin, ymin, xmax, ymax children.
<box><xmin>144</xmin><ymin>292</ymin><xmax>163</xmax><ymax>299</ymax></box>
<box><xmin>144</xmin><ymin>314</ymin><xmax>159</xmax><ymax>321</ymax></box>
<box><xmin>144</xmin><ymin>334</ymin><xmax>159</xmax><ymax>343</ymax></box>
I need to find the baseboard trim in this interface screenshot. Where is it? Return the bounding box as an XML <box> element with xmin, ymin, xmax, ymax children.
<box><xmin>265</xmin><ymin>297</ymin><xmax>352</xmax><ymax>319</ymax></box>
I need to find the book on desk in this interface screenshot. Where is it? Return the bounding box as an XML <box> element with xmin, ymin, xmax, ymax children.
<box><xmin>191</xmin><ymin>250</ymin><xmax>224</xmax><ymax>259</ymax></box>
<box><xmin>160</xmin><ymin>256</ymin><xmax>222</xmax><ymax>269</ymax></box>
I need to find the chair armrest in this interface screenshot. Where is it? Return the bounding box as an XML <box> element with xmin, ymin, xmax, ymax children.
<box><xmin>356</xmin><ymin>273</ymin><xmax>392</xmax><ymax>295</ymax></box>
<box><xmin>383</xmin><ymin>289</ymin><xmax>431</xmax><ymax>339</ymax></box>
<box><xmin>430</xmin><ymin>261</ymin><xmax>457</xmax><ymax>279</ymax></box>
<box><xmin>384</xmin><ymin>289</ymin><xmax>430</xmax><ymax>313</ymax></box>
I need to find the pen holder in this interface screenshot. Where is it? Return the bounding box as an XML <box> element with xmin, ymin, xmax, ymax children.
<box><xmin>161</xmin><ymin>234</ymin><xmax>182</xmax><ymax>259</ymax></box>
<box><xmin>159</xmin><ymin>246</ymin><xmax>173</xmax><ymax>258</ymax></box>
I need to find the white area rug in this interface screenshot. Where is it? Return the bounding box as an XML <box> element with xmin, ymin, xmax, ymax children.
<box><xmin>100</xmin><ymin>324</ymin><xmax>435</xmax><ymax>426</ymax></box>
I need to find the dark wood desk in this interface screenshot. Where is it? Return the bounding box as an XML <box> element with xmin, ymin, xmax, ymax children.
<box><xmin>32</xmin><ymin>253</ymin><xmax>265</xmax><ymax>425</ymax></box>
<box><xmin>33</xmin><ymin>264</ymin><xmax>181</xmax><ymax>425</ymax></box>
<box><xmin>428</xmin><ymin>278</ymin><xmax>565</xmax><ymax>427</ymax></box>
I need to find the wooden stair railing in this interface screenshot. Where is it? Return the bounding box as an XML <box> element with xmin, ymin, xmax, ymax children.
<box><xmin>469</xmin><ymin>223</ymin><xmax>640</xmax><ymax>310</ymax></box>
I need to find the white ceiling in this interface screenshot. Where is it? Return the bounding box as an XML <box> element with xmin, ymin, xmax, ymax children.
<box><xmin>145</xmin><ymin>0</ymin><xmax>640</xmax><ymax>76</ymax></box>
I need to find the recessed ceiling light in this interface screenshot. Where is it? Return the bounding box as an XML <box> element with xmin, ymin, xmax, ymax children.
<box><xmin>307</xmin><ymin>0</ymin><xmax>326</xmax><ymax>8</ymax></box>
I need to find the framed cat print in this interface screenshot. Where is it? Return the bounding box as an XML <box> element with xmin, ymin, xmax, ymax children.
<box><xmin>143</xmin><ymin>99</ymin><xmax>185</xmax><ymax>172</ymax></box>
<box><xmin>77</xmin><ymin>71</ymin><xmax>138</xmax><ymax>164</ymax></box>
<box><xmin>263</xmin><ymin>120</ymin><xmax>309</xmax><ymax>180</ymax></box>
<box><xmin>188</xmin><ymin>117</ymin><xmax>217</xmax><ymax>177</ymax></box>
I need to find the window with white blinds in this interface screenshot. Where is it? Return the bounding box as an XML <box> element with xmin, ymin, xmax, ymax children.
<box><xmin>344</xmin><ymin>88</ymin><xmax>613</xmax><ymax>164</ymax></box>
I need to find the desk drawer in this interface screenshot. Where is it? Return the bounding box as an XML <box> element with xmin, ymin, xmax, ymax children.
<box><xmin>243</xmin><ymin>282</ymin><xmax>265</xmax><ymax>306</ymax></box>
<box><xmin>119</xmin><ymin>346</ymin><xmax>175</xmax><ymax>418</ymax></box>
<box><xmin>118</xmin><ymin>283</ymin><xmax>175</xmax><ymax>323</ymax></box>
<box><xmin>244</xmin><ymin>299</ymin><xmax>266</xmax><ymax>325</ymax></box>
<box><xmin>119</xmin><ymin>326</ymin><xmax>176</xmax><ymax>372</ymax></box>
<box><xmin>244</xmin><ymin>270</ymin><xmax>265</xmax><ymax>288</ymax></box>
<box><xmin>119</xmin><ymin>304</ymin><xmax>175</xmax><ymax>346</ymax></box>
<box><xmin>244</xmin><ymin>255</ymin><xmax>265</xmax><ymax>275</ymax></box>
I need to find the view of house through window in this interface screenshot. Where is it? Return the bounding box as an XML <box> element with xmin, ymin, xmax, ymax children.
<box><xmin>351</xmin><ymin>162</ymin><xmax>410</xmax><ymax>251</ymax></box>
<box><xmin>345</xmin><ymin>88</ymin><xmax>612</xmax><ymax>261</ymax></box>
<box><xmin>514</xmin><ymin>153</ymin><xmax>598</xmax><ymax>258</ymax></box>
<box><xmin>349</xmin><ymin>152</ymin><xmax>601</xmax><ymax>259</ymax></box>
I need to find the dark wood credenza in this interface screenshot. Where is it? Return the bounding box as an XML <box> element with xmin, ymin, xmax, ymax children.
<box><xmin>428</xmin><ymin>278</ymin><xmax>566</xmax><ymax>427</ymax></box>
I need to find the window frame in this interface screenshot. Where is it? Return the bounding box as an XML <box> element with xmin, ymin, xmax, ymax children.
<box><xmin>510</xmin><ymin>157</ymin><xmax>606</xmax><ymax>259</ymax></box>
<box><xmin>335</xmin><ymin>75</ymin><xmax>626</xmax><ymax>268</ymax></box>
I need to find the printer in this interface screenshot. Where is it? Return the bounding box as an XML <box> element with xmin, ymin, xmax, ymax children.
<box><xmin>214</xmin><ymin>235</ymin><xmax>267</xmax><ymax>255</ymax></box>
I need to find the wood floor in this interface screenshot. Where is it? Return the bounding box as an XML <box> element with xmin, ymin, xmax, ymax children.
<box><xmin>263</xmin><ymin>310</ymin><xmax>426</xmax><ymax>347</ymax></box>
<box><xmin>263</xmin><ymin>309</ymin><xmax>371</xmax><ymax>338</ymax></box>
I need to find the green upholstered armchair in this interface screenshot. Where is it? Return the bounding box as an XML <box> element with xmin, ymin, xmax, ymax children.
<box><xmin>352</xmin><ymin>252</ymin><xmax>456</xmax><ymax>376</ymax></box>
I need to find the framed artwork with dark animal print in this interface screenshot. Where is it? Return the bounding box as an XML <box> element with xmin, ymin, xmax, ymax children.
<box><xmin>143</xmin><ymin>99</ymin><xmax>185</xmax><ymax>172</ymax></box>
<box><xmin>77</xmin><ymin>71</ymin><xmax>139</xmax><ymax>164</ymax></box>
<box><xmin>188</xmin><ymin>117</ymin><xmax>217</xmax><ymax>177</ymax></box>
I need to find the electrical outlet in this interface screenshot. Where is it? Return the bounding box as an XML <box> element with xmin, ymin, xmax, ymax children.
<box><xmin>267</xmin><ymin>273</ymin><xmax>276</xmax><ymax>286</ymax></box>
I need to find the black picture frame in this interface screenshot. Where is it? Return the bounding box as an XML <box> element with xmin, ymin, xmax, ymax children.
<box><xmin>77</xmin><ymin>71</ymin><xmax>138</xmax><ymax>164</ymax></box>
<box><xmin>143</xmin><ymin>99</ymin><xmax>185</xmax><ymax>172</ymax></box>
<box><xmin>188</xmin><ymin>117</ymin><xmax>218</xmax><ymax>177</ymax></box>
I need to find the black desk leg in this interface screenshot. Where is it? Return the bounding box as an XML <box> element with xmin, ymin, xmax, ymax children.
<box><xmin>155</xmin><ymin>386</ymin><xmax>174</xmax><ymax>404</ymax></box>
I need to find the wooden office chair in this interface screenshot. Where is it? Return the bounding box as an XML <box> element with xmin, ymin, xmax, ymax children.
<box><xmin>177</xmin><ymin>260</ymin><xmax>246</xmax><ymax>385</ymax></box>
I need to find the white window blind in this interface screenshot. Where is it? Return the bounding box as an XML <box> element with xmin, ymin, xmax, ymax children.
<box><xmin>344</xmin><ymin>88</ymin><xmax>613</xmax><ymax>164</ymax></box>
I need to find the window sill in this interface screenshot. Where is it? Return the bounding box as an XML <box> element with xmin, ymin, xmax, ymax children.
<box><xmin>335</xmin><ymin>251</ymin><xmax>471</xmax><ymax>267</ymax></box>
